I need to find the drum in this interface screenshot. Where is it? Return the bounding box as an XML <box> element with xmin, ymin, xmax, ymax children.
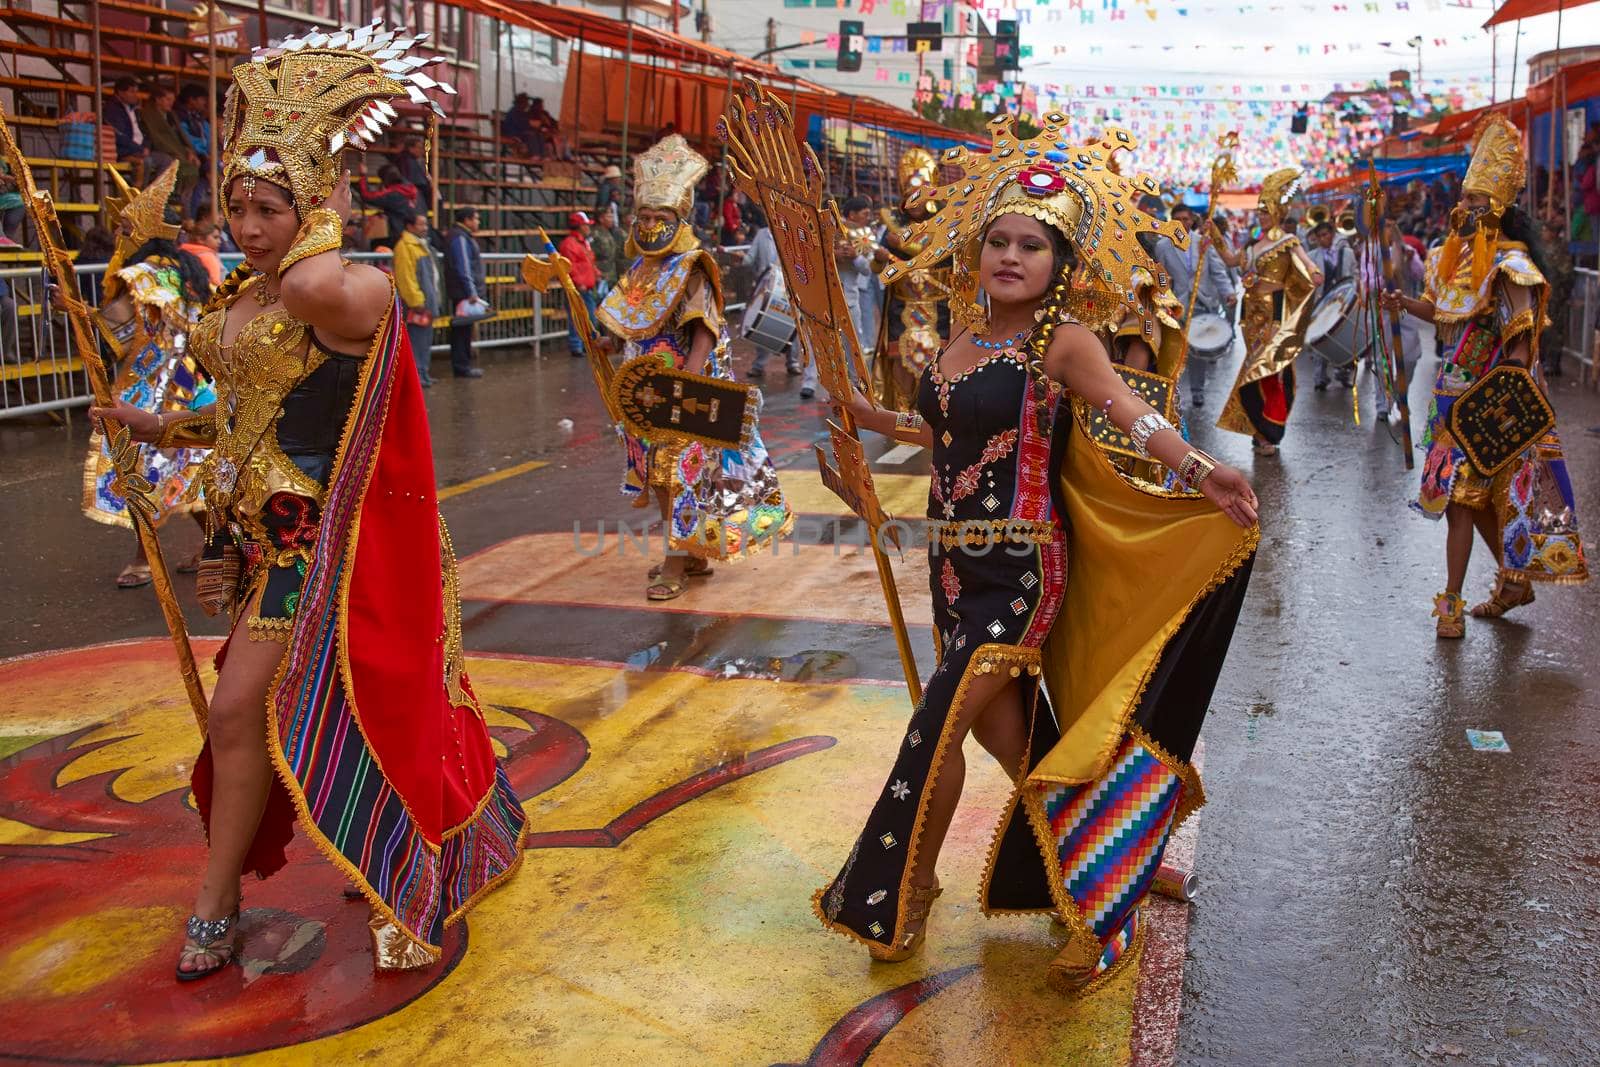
<box><xmin>739</xmin><ymin>269</ymin><xmax>799</xmax><ymax>357</ymax></box>
<box><xmin>1187</xmin><ymin>311</ymin><xmax>1233</xmax><ymax>362</ymax></box>
<box><xmin>1305</xmin><ymin>279</ymin><xmax>1369</xmax><ymax>368</ymax></box>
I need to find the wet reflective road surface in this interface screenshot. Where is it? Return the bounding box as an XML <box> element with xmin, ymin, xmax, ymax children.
<box><xmin>2</xmin><ymin>331</ymin><xmax>1596</xmax><ymax>1064</ymax></box>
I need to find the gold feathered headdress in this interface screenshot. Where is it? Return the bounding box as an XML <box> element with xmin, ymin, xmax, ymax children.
<box><xmin>220</xmin><ymin>21</ymin><xmax>455</xmax><ymax>217</ymax></box>
<box><xmin>633</xmin><ymin>134</ymin><xmax>709</xmax><ymax>219</ymax></box>
<box><xmin>103</xmin><ymin>161</ymin><xmax>180</xmax><ymax>278</ymax></box>
<box><xmin>879</xmin><ymin>112</ymin><xmax>1187</xmax><ymax>329</ymax></box>
<box><xmin>1461</xmin><ymin>113</ymin><xmax>1526</xmax><ymax>213</ymax></box>
<box><xmin>1257</xmin><ymin>167</ymin><xmax>1302</xmax><ymax>222</ymax></box>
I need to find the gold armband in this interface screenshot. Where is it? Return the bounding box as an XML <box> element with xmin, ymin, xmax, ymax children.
<box><xmin>1176</xmin><ymin>448</ymin><xmax>1217</xmax><ymax>489</ymax></box>
<box><xmin>892</xmin><ymin>409</ymin><xmax>925</xmax><ymax>444</ymax></box>
<box><xmin>155</xmin><ymin>411</ymin><xmax>217</xmax><ymax>450</ymax></box>
<box><xmin>277</xmin><ymin>206</ymin><xmax>344</xmax><ymax>279</ymax></box>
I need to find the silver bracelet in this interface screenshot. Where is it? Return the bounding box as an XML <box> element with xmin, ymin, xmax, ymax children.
<box><xmin>1128</xmin><ymin>412</ymin><xmax>1174</xmax><ymax>458</ymax></box>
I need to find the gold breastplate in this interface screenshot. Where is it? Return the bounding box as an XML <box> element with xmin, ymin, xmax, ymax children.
<box><xmin>191</xmin><ymin>303</ymin><xmax>325</xmax><ymax>522</ymax></box>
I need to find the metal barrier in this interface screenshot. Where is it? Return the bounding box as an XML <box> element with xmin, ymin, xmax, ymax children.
<box><xmin>1565</xmin><ymin>268</ymin><xmax>1599</xmax><ymax>385</ymax></box>
<box><xmin>0</xmin><ymin>244</ymin><xmax>751</xmax><ymax>423</ymax></box>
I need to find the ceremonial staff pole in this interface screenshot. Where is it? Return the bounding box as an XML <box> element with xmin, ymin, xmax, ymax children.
<box><xmin>1171</xmin><ymin>131</ymin><xmax>1239</xmax><ymax>388</ymax></box>
<box><xmin>1366</xmin><ymin>167</ymin><xmax>1416</xmax><ymax>469</ymax></box>
<box><xmin>0</xmin><ymin>105</ymin><xmax>211</xmax><ymax>729</ymax></box>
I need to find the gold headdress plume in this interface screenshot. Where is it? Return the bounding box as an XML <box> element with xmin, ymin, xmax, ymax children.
<box><xmin>1257</xmin><ymin>167</ymin><xmax>1302</xmax><ymax>221</ymax></box>
<box><xmin>633</xmin><ymin>133</ymin><xmax>709</xmax><ymax>219</ymax></box>
<box><xmin>879</xmin><ymin>111</ymin><xmax>1187</xmax><ymax>327</ymax></box>
<box><xmin>103</xmin><ymin>161</ymin><xmax>181</xmax><ymax>278</ymax></box>
<box><xmin>221</xmin><ymin>21</ymin><xmax>455</xmax><ymax>216</ymax></box>
<box><xmin>1462</xmin><ymin>113</ymin><xmax>1525</xmax><ymax>214</ymax></box>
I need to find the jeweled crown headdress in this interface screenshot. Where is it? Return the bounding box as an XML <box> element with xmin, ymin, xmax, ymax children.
<box><xmin>1461</xmin><ymin>113</ymin><xmax>1525</xmax><ymax>213</ymax></box>
<box><xmin>633</xmin><ymin>134</ymin><xmax>709</xmax><ymax>219</ymax></box>
<box><xmin>1257</xmin><ymin>167</ymin><xmax>1302</xmax><ymax>220</ymax></box>
<box><xmin>221</xmin><ymin>21</ymin><xmax>454</xmax><ymax>216</ymax></box>
<box><xmin>879</xmin><ymin>112</ymin><xmax>1187</xmax><ymax>322</ymax></box>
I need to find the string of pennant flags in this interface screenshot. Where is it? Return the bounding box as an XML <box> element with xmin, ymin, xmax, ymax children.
<box><xmin>791</xmin><ymin>0</ymin><xmax>1495</xmax><ymax>17</ymax></box>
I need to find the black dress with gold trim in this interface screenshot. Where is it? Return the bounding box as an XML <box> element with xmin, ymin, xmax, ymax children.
<box><xmin>815</xmin><ymin>339</ymin><xmax>1258</xmax><ymax>990</ymax></box>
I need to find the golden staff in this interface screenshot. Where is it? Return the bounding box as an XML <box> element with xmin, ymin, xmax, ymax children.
<box><xmin>521</xmin><ymin>227</ymin><xmax>620</xmax><ymax>422</ymax></box>
<box><xmin>1171</xmin><ymin>131</ymin><xmax>1240</xmax><ymax>388</ymax></box>
<box><xmin>0</xmin><ymin>102</ymin><xmax>209</xmax><ymax>728</ymax></box>
<box><xmin>719</xmin><ymin>80</ymin><xmax>921</xmax><ymax>704</ymax></box>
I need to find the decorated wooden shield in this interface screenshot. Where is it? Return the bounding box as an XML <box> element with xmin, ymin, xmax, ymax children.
<box><xmin>1449</xmin><ymin>365</ymin><xmax>1555</xmax><ymax>478</ymax></box>
<box><xmin>1086</xmin><ymin>365</ymin><xmax>1178</xmax><ymax>460</ymax></box>
<box><xmin>611</xmin><ymin>355</ymin><xmax>758</xmax><ymax>453</ymax></box>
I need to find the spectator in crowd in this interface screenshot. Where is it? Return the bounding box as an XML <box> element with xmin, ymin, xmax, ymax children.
<box><xmin>1541</xmin><ymin>217</ymin><xmax>1572</xmax><ymax>377</ymax></box>
<box><xmin>179</xmin><ymin>217</ymin><xmax>224</xmax><ymax>287</ymax></box>
<box><xmin>558</xmin><ymin>211</ymin><xmax>600</xmax><ymax>358</ymax></box>
<box><xmin>105</xmin><ymin>77</ymin><xmax>150</xmax><ymax>174</ymax></box>
<box><xmin>501</xmin><ymin>93</ymin><xmax>537</xmax><ymax>156</ymax></box>
<box><xmin>357</xmin><ymin>164</ymin><xmax>419</xmax><ymax>245</ymax></box>
<box><xmin>393</xmin><ymin>208</ymin><xmax>441</xmax><ymax>387</ymax></box>
<box><xmin>394</xmin><ymin>136</ymin><xmax>434</xmax><ymax>211</ymax></box>
<box><xmin>720</xmin><ymin>189</ymin><xmax>743</xmax><ymax>246</ymax></box>
<box><xmin>174</xmin><ymin>85</ymin><xmax>212</xmax><ymax>213</ymax></box>
<box><xmin>594</xmin><ymin>164</ymin><xmax>624</xmax><ymax>214</ymax></box>
<box><xmin>588</xmin><ymin>203</ymin><xmax>625</xmax><ymax>292</ymax></box>
<box><xmin>528</xmin><ymin>98</ymin><xmax>563</xmax><ymax>159</ymax></box>
<box><xmin>444</xmin><ymin>207</ymin><xmax>487</xmax><ymax>379</ymax></box>
<box><xmin>0</xmin><ymin>158</ymin><xmax>23</xmax><ymax>246</ymax></box>
<box><xmin>140</xmin><ymin>84</ymin><xmax>195</xmax><ymax>198</ymax></box>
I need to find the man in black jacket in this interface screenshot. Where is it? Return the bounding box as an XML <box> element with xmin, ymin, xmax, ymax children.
<box><xmin>443</xmin><ymin>207</ymin><xmax>487</xmax><ymax>379</ymax></box>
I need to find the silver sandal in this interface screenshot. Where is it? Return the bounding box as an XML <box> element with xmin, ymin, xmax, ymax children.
<box><xmin>176</xmin><ymin>909</ymin><xmax>239</xmax><ymax>982</ymax></box>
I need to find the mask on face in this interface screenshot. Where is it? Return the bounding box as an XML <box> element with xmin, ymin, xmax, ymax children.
<box><xmin>633</xmin><ymin>215</ymin><xmax>681</xmax><ymax>253</ymax></box>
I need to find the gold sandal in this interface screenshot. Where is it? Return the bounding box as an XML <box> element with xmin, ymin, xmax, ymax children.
<box><xmin>1470</xmin><ymin>572</ymin><xmax>1535</xmax><ymax>618</ymax></box>
<box><xmin>1432</xmin><ymin>591</ymin><xmax>1466</xmax><ymax>639</ymax></box>
<box><xmin>175</xmin><ymin>909</ymin><xmax>239</xmax><ymax>982</ymax></box>
<box><xmin>646</xmin><ymin>574</ymin><xmax>689</xmax><ymax>601</ymax></box>
<box><xmin>868</xmin><ymin>881</ymin><xmax>943</xmax><ymax>963</ymax></box>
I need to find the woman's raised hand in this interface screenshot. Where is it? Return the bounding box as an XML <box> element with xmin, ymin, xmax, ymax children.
<box><xmin>1200</xmin><ymin>462</ymin><xmax>1259</xmax><ymax>528</ymax></box>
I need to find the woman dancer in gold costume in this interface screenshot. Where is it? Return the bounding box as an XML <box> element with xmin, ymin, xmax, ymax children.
<box><xmin>1210</xmin><ymin>168</ymin><xmax>1323</xmax><ymax>455</ymax></box>
<box><xmin>93</xmin><ymin>23</ymin><xmax>525</xmax><ymax>981</ymax></box>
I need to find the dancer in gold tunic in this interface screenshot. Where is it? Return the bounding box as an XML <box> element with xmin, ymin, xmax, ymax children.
<box><xmin>1382</xmin><ymin>115</ymin><xmax>1589</xmax><ymax>636</ymax></box>
<box><xmin>83</xmin><ymin>163</ymin><xmax>211</xmax><ymax>587</ymax></box>
<box><xmin>595</xmin><ymin>135</ymin><xmax>793</xmax><ymax>600</ymax></box>
<box><xmin>872</xmin><ymin>148</ymin><xmax>949</xmax><ymax>411</ymax></box>
<box><xmin>1210</xmin><ymin>168</ymin><xmax>1323</xmax><ymax>455</ymax></box>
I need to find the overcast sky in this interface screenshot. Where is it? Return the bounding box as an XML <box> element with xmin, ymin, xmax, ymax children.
<box><xmin>1018</xmin><ymin>0</ymin><xmax>1600</xmax><ymax>103</ymax></box>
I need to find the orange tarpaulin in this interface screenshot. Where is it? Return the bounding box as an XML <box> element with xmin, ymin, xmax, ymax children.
<box><xmin>453</xmin><ymin>0</ymin><xmax>984</xmax><ymax>148</ymax></box>
<box><xmin>1484</xmin><ymin>0</ymin><xmax>1599</xmax><ymax>27</ymax></box>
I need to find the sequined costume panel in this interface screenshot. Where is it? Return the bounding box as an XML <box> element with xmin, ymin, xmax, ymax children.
<box><xmin>190</xmin><ymin>288</ymin><xmax>363</xmax><ymax>639</ymax></box>
<box><xmin>598</xmin><ymin>251</ymin><xmax>793</xmax><ymax>560</ymax></box>
<box><xmin>1413</xmin><ymin>252</ymin><xmax>1587</xmax><ymax>585</ymax></box>
<box><xmin>82</xmin><ymin>259</ymin><xmax>208</xmax><ymax>528</ymax></box>
<box><xmin>816</xmin><ymin>349</ymin><xmax>1068</xmax><ymax>957</ymax></box>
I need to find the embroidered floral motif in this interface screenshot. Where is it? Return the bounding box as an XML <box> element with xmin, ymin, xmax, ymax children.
<box><xmin>940</xmin><ymin>556</ymin><xmax>962</xmax><ymax>605</ymax></box>
<box><xmin>936</xmin><ymin>428</ymin><xmax>1017</xmax><ymax>508</ymax></box>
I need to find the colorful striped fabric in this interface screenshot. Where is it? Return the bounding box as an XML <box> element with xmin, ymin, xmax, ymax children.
<box><xmin>1040</xmin><ymin>734</ymin><xmax>1182</xmax><ymax>942</ymax></box>
<box><xmin>272</xmin><ymin>304</ymin><xmax>526</xmax><ymax>953</ymax></box>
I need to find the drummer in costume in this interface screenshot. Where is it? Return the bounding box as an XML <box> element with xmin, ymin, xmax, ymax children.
<box><xmin>84</xmin><ymin>162</ymin><xmax>212</xmax><ymax>588</ymax></box>
<box><xmin>1210</xmin><ymin>168</ymin><xmax>1324</xmax><ymax>455</ymax></box>
<box><xmin>1382</xmin><ymin>115</ymin><xmax>1589</xmax><ymax>638</ymax></box>
<box><xmin>92</xmin><ymin>24</ymin><xmax>527</xmax><ymax>979</ymax></box>
<box><xmin>596</xmin><ymin>134</ymin><xmax>793</xmax><ymax>601</ymax></box>
<box><xmin>830</xmin><ymin>117</ymin><xmax>1261</xmax><ymax>993</ymax></box>
<box><xmin>1306</xmin><ymin>215</ymin><xmax>1357</xmax><ymax>391</ymax></box>
<box><xmin>872</xmin><ymin>148</ymin><xmax>949</xmax><ymax>412</ymax></box>
<box><xmin>1150</xmin><ymin>202</ymin><xmax>1237</xmax><ymax>409</ymax></box>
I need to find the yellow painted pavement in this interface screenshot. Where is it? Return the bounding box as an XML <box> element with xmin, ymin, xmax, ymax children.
<box><xmin>0</xmin><ymin>641</ymin><xmax>1141</xmax><ymax>1065</ymax></box>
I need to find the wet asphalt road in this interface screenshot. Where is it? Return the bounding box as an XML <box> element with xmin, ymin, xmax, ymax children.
<box><xmin>2</xmin><ymin>331</ymin><xmax>1597</xmax><ymax>1065</ymax></box>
